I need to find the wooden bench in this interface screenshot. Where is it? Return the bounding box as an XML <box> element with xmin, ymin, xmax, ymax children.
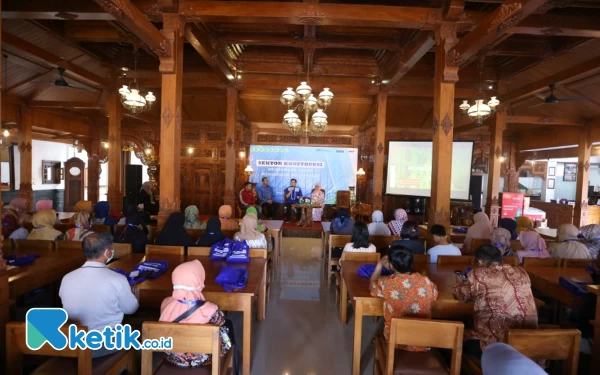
<box><xmin>145</xmin><ymin>245</ymin><xmax>185</xmax><ymax>256</ymax></box>
<box><xmin>327</xmin><ymin>234</ymin><xmax>351</xmax><ymax>286</ymax></box>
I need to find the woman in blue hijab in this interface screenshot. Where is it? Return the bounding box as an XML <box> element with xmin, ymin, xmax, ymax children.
<box><xmin>91</xmin><ymin>201</ymin><xmax>117</xmax><ymax>233</ymax></box>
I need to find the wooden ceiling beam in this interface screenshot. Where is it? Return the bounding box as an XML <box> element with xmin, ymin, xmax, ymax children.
<box><xmin>28</xmin><ymin>101</ymin><xmax>101</xmax><ymax>109</ymax></box>
<box><xmin>506</xmin><ymin>115</ymin><xmax>583</xmax><ymax>126</ymax></box>
<box><xmin>2</xmin><ymin>31</ymin><xmax>108</xmax><ymax>87</ymax></box>
<box><xmin>63</xmin><ymin>24</ymin><xmax>124</xmax><ymax>43</ymax></box>
<box><xmin>236</xmin><ymin>61</ymin><xmax>377</xmax><ymax>77</ymax></box>
<box><xmin>92</xmin><ymin>0</ymin><xmax>170</xmax><ymax>57</ymax></box>
<box><xmin>303</xmin><ymin>25</ymin><xmax>316</xmax><ymax>74</ymax></box>
<box><xmin>510</xmin><ymin>14</ymin><xmax>600</xmax><ymax>38</ymax></box>
<box><xmin>185</xmin><ymin>23</ymin><xmax>234</xmax><ymax>83</ymax></box>
<box><xmin>382</xmin><ymin>32</ymin><xmax>435</xmax><ymax>88</ymax></box>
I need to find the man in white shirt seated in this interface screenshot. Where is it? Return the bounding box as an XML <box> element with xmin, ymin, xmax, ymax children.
<box><xmin>59</xmin><ymin>232</ymin><xmax>139</xmax><ymax>358</ymax></box>
<box><xmin>427</xmin><ymin>224</ymin><xmax>461</xmax><ymax>263</ymax></box>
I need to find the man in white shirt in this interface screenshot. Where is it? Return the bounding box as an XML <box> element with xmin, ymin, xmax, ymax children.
<box><xmin>59</xmin><ymin>232</ymin><xmax>139</xmax><ymax>357</ymax></box>
<box><xmin>427</xmin><ymin>224</ymin><xmax>461</xmax><ymax>263</ymax></box>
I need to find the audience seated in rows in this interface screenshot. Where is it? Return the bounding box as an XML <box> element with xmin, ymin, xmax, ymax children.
<box><xmin>114</xmin><ymin>214</ymin><xmax>148</xmax><ymax>253</ymax></box>
<box><xmin>64</xmin><ymin>211</ymin><xmax>94</xmax><ymax>241</ymax></box>
<box><xmin>390</xmin><ymin>220</ymin><xmax>425</xmax><ymax>255</ymax></box>
<box><xmin>463</xmin><ymin>212</ymin><xmax>493</xmax><ymax>255</ymax></box>
<box><xmin>2</xmin><ymin>205</ymin><xmax>29</xmax><ymax>240</ymax></box>
<box><xmin>219</xmin><ymin>205</ymin><xmax>239</xmax><ymax>231</ymax></box>
<box><xmin>197</xmin><ymin>217</ymin><xmax>226</xmax><ymax>247</ymax></box>
<box><xmin>59</xmin><ymin>233</ymin><xmax>139</xmax><ymax>358</ymax></box>
<box><xmin>454</xmin><ymin>245</ymin><xmax>538</xmax><ymax>358</ymax></box>
<box><xmin>491</xmin><ymin>227</ymin><xmax>514</xmax><ymax>256</ymax></box>
<box><xmin>580</xmin><ymin>223</ymin><xmax>600</xmax><ymax>259</ymax></box>
<box><xmin>35</xmin><ymin>199</ymin><xmax>53</xmax><ymax>213</ymax></box>
<box><xmin>245</xmin><ymin>207</ymin><xmax>273</xmax><ymax>251</ymax></box>
<box><xmin>481</xmin><ymin>343</ymin><xmax>546</xmax><ymax>375</ymax></box>
<box><xmin>156</xmin><ymin>212</ymin><xmax>194</xmax><ymax>246</ymax></box>
<box><xmin>370</xmin><ymin>246</ymin><xmax>438</xmax><ymax>349</ymax></box>
<box><xmin>387</xmin><ymin>208</ymin><xmax>407</xmax><ymax>237</ymax></box>
<box><xmin>517</xmin><ymin>231</ymin><xmax>551</xmax><ymax>263</ymax></box>
<box><xmin>331</xmin><ymin>208</ymin><xmax>353</xmax><ymax>235</ymax></box>
<box><xmin>549</xmin><ymin>223</ymin><xmax>592</xmax><ymax>259</ymax></box>
<box><xmin>184</xmin><ymin>205</ymin><xmax>206</xmax><ymax>230</ymax></box>
<box><xmin>516</xmin><ymin>216</ymin><xmax>535</xmax><ymax>234</ymax></box>
<box><xmin>427</xmin><ymin>224</ymin><xmax>461</xmax><ymax>263</ymax></box>
<box><xmin>498</xmin><ymin>218</ymin><xmax>518</xmax><ymax>240</ymax></box>
<box><xmin>10</xmin><ymin>197</ymin><xmax>32</xmax><ymax>224</ymax></box>
<box><xmin>91</xmin><ymin>201</ymin><xmax>117</xmax><ymax>230</ymax></box>
<box><xmin>69</xmin><ymin>200</ymin><xmax>93</xmax><ymax>224</ymax></box>
<box><xmin>27</xmin><ymin>210</ymin><xmax>62</xmax><ymax>240</ymax></box>
<box><xmin>342</xmin><ymin>222</ymin><xmax>376</xmax><ymax>256</ymax></box>
<box><xmin>235</xmin><ymin>213</ymin><xmax>268</xmax><ymax>249</ymax></box>
<box><xmin>368</xmin><ymin>210</ymin><xmax>391</xmax><ymax>236</ymax></box>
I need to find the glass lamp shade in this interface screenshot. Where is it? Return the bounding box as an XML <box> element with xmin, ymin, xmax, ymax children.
<box><xmin>244</xmin><ymin>165</ymin><xmax>254</xmax><ymax>174</ymax></box>
<box><xmin>306</xmin><ymin>94</ymin><xmax>318</xmax><ymax>111</ymax></box>
<box><xmin>318</xmin><ymin>87</ymin><xmax>333</xmax><ymax>106</ymax></box>
<box><xmin>145</xmin><ymin>91</ymin><xmax>156</xmax><ymax>103</ymax></box>
<box><xmin>356</xmin><ymin>168</ymin><xmax>366</xmax><ymax>176</ymax></box>
<box><xmin>280</xmin><ymin>87</ymin><xmax>296</xmax><ymax>106</ymax></box>
<box><xmin>467</xmin><ymin>99</ymin><xmax>491</xmax><ymax>119</ymax></box>
<box><xmin>312</xmin><ymin>109</ymin><xmax>328</xmax><ymax>128</ymax></box>
<box><xmin>283</xmin><ymin>110</ymin><xmax>301</xmax><ymax>129</ymax></box>
<box><xmin>459</xmin><ymin>100</ymin><xmax>470</xmax><ymax>114</ymax></box>
<box><xmin>119</xmin><ymin>85</ymin><xmax>131</xmax><ymax>97</ymax></box>
<box><xmin>296</xmin><ymin>81</ymin><xmax>312</xmax><ymax>100</ymax></box>
<box><xmin>488</xmin><ymin>96</ymin><xmax>500</xmax><ymax>110</ymax></box>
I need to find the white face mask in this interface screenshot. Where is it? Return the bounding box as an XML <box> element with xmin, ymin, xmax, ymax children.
<box><xmin>105</xmin><ymin>249</ymin><xmax>115</xmax><ymax>264</ymax></box>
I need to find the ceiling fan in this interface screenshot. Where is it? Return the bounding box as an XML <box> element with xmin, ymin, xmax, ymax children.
<box><xmin>528</xmin><ymin>83</ymin><xmax>588</xmax><ymax>108</ymax></box>
<box><xmin>36</xmin><ymin>67</ymin><xmax>97</xmax><ymax>92</ymax></box>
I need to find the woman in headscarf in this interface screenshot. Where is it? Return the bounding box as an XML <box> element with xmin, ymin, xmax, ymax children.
<box><xmin>580</xmin><ymin>224</ymin><xmax>600</xmax><ymax>259</ymax></box>
<box><xmin>218</xmin><ymin>205</ymin><xmax>239</xmax><ymax>231</ymax></box>
<box><xmin>138</xmin><ymin>182</ymin><xmax>153</xmax><ymax>206</ymax></box>
<box><xmin>491</xmin><ymin>228</ymin><xmax>514</xmax><ymax>257</ymax></box>
<box><xmin>234</xmin><ymin>214</ymin><xmax>267</xmax><ymax>249</ymax></box>
<box><xmin>368</xmin><ymin>210</ymin><xmax>391</xmax><ymax>236</ymax></box>
<box><xmin>498</xmin><ymin>218</ymin><xmax>518</xmax><ymax>240</ymax></box>
<box><xmin>91</xmin><ymin>201</ymin><xmax>117</xmax><ymax>227</ymax></box>
<box><xmin>34</xmin><ymin>199</ymin><xmax>53</xmax><ymax>213</ymax></box>
<box><xmin>114</xmin><ymin>214</ymin><xmax>148</xmax><ymax>253</ymax></box>
<box><xmin>311</xmin><ymin>183</ymin><xmax>325</xmax><ymax>222</ymax></box>
<box><xmin>159</xmin><ymin>260</ymin><xmax>232</xmax><ymax>368</ymax></box>
<box><xmin>64</xmin><ymin>211</ymin><xmax>94</xmax><ymax>241</ymax></box>
<box><xmin>196</xmin><ymin>217</ymin><xmax>225</xmax><ymax>247</ymax></box>
<box><xmin>517</xmin><ymin>231</ymin><xmax>551</xmax><ymax>264</ymax></box>
<box><xmin>10</xmin><ymin>198</ymin><xmax>32</xmax><ymax>224</ymax></box>
<box><xmin>331</xmin><ymin>208</ymin><xmax>354</xmax><ymax>235</ymax></box>
<box><xmin>516</xmin><ymin>216</ymin><xmax>535</xmax><ymax>234</ymax></box>
<box><xmin>69</xmin><ymin>200</ymin><xmax>92</xmax><ymax>224</ymax></box>
<box><xmin>463</xmin><ymin>212</ymin><xmax>493</xmax><ymax>255</ymax></box>
<box><xmin>156</xmin><ymin>212</ymin><xmax>193</xmax><ymax>246</ymax></box>
<box><xmin>27</xmin><ymin>210</ymin><xmax>63</xmax><ymax>240</ymax></box>
<box><xmin>183</xmin><ymin>205</ymin><xmax>206</xmax><ymax>229</ymax></box>
<box><xmin>2</xmin><ymin>206</ymin><xmax>29</xmax><ymax>240</ymax></box>
<box><xmin>388</xmin><ymin>208</ymin><xmax>408</xmax><ymax>236</ymax></box>
<box><xmin>245</xmin><ymin>207</ymin><xmax>273</xmax><ymax>252</ymax></box>
<box><xmin>549</xmin><ymin>224</ymin><xmax>592</xmax><ymax>259</ymax></box>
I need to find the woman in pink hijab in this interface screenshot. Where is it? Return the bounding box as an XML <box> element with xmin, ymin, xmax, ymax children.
<box><xmin>10</xmin><ymin>198</ymin><xmax>32</xmax><ymax>224</ymax></box>
<box><xmin>159</xmin><ymin>260</ymin><xmax>232</xmax><ymax>368</ymax></box>
<box><xmin>517</xmin><ymin>231</ymin><xmax>551</xmax><ymax>264</ymax></box>
<box><xmin>35</xmin><ymin>199</ymin><xmax>53</xmax><ymax>212</ymax></box>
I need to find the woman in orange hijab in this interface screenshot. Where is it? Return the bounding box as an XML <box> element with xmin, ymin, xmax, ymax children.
<box><xmin>159</xmin><ymin>260</ymin><xmax>232</xmax><ymax>368</ymax></box>
<box><xmin>218</xmin><ymin>205</ymin><xmax>239</xmax><ymax>231</ymax></box>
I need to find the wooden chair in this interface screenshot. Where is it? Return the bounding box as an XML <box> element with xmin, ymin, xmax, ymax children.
<box><xmin>15</xmin><ymin>239</ymin><xmax>54</xmax><ymax>252</ymax></box>
<box><xmin>335</xmin><ymin>252</ymin><xmax>380</xmax><ymax>304</ymax></box>
<box><xmin>470</xmin><ymin>238</ymin><xmax>491</xmax><ymax>251</ymax></box>
<box><xmin>374</xmin><ymin>318</ymin><xmax>464</xmax><ymax>375</ymax></box>
<box><xmin>437</xmin><ymin>255</ymin><xmax>474</xmax><ymax>265</ymax></box>
<box><xmin>510</xmin><ymin>240</ymin><xmax>524</xmax><ymax>251</ymax></box>
<box><xmin>413</xmin><ymin>254</ymin><xmax>430</xmax><ymax>264</ymax></box>
<box><xmin>3</xmin><ymin>238</ymin><xmax>14</xmax><ymax>254</ymax></box>
<box><xmin>113</xmin><ymin>243</ymin><xmax>132</xmax><ymax>259</ymax></box>
<box><xmin>522</xmin><ymin>257</ymin><xmax>562</xmax><ymax>268</ymax></box>
<box><xmin>506</xmin><ymin>329</ymin><xmax>581</xmax><ymax>375</ymax></box>
<box><xmin>55</xmin><ymin>240</ymin><xmax>83</xmax><ymax>252</ymax></box>
<box><xmin>370</xmin><ymin>235</ymin><xmax>398</xmax><ymax>256</ymax></box>
<box><xmin>145</xmin><ymin>245</ymin><xmax>185</xmax><ymax>256</ymax></box>
<box><xmin>55</xmin><ymin>223</ymin><xmax>75</xmax><ymax>233</ymax></box>
<box><xmin>91</xmin><ymin>225</ymin><xmax>111</xmax><ymax>233</ymax></box>
<box><xmin>185</xmin><ymin>229</ymin><xmax>205</xmax><ymax>242</ymax></box>
<box><xmin>563</xmin><ymin>259</ymin><xmax>593</xmax><ymax>268</ymax></box>
<box><xmin>327</xmin><ymin>234</ymin><xmax>351</xmax><ymax>286</ymax></box>
<box><xmin>503</xmin><ymin>256</ymin><xmax>519</xmax><ymax>266</ymax></box>
<box><xmin>6</xmin><ymin>321</ymin><xmax>136</xmax><ymax>375</ymax></box>
<box><xmin>141</xmin><ymin>321</ymin><xmax>232</xmax><ymax>375</ymax></box>
<box><xmin>188</xmin><ymin>246</ymin><xmax>268</xmax><ymax>259</ymax></box>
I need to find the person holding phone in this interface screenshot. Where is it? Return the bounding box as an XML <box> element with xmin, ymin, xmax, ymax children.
<box><xmin>284</xmin><ymin>178</ymin><xmax>302</xmax><ymax>223</ymax></box>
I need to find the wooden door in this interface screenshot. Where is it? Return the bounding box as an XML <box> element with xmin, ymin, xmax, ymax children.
<box><xmin>64</xmin><ymin>157</ymin><xmax>85</xmax><ymax>211</ymax></box>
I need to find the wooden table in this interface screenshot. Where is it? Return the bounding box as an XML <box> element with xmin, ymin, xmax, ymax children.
<box><xmin>292</xmin><ymin>203</ymin><xmax>320</xmax><ymax>227</ymax></box>
<box><xmin>526</xmin><ymin>266</ymin><xmax>592</xmax><ymax>306</ymax></box>
<box><xmin>109</xmin><ymin>253</ymin><xmax>267</xmax><ymax>375</ymax></box>
<box><xmin>262</xmin><ymin>220</ymin><xmax>283</xmax><ymax>269</ymax></box>
<box><xmin>340</xmin><ymin>261</ymin><xmax>474</xmax><ymax>375</ymax></box>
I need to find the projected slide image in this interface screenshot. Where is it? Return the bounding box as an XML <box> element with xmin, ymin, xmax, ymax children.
<box><xmin>249</xmin><ymin>145</ymin><xmax>358</xmax><ymax>204</ymax></box>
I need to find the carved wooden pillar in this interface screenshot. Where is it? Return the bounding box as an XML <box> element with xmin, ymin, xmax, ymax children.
<box><xmin>428</xmin><ymin>24</ymin><xmax>458</xmax><ymax>232</ymax></box>
<box><xmin>574</xmin><ymin>126</ymin><xmax>591</xmax><ymax>227</ymax></box>
<box><xmin>486</xmin><ymin>105</ymin><xmax>506</xmax><ymax>227</ymax></box>
<box><xmin>224</xmin><ymin>87</ymin><xmax>238</xmax><ymax>210</ymax></box>
<box><xmin>372</xmin><ymin>92</ymin><xmax>386</xmax><ymax>211</ymax></box>
<box><xmin>158</xmin><ymin>14</ymin><xmax>184</xmax><ymax>226</ymax></box>
<box><xmin>106</xmin><ymin>92</ymin><xmax>123</xmax><ymax>212</ymax></box>
<box><xmin>86</xmin><ymin>123</ymin><xmax>102</xmax><ymax>203</ymax></box>
<box><xmin>18</xmin><ymin>105</ymin><xmax>33</xmax><ymax>210</ymax></box>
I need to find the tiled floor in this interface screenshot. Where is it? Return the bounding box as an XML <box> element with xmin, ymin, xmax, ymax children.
<box><xmin>229</xmin><ymin>237</ymin><xmax>381</xmax><ymax>375</ymax></box>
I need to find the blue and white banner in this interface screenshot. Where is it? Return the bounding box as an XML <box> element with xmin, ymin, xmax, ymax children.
<box><xmin>249</xmin><ymin>145</ymin><xmax>358</xmax><ymax>204</ymax></box>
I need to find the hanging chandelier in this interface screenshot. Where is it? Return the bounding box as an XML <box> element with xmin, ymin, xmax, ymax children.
<box><xmin>118</xmin><ymin>49</ymin><xmax>156</xmax><ymax>114</ymax></box>
<box><xmin>280</xmin><ymin>75</ymin><xmax>333</xmax><ymax>136</ymax></box>
<box><xmin>459</xmin><ymin>57</ymin><xmax>499</xmax><ymax>126</ymax></box>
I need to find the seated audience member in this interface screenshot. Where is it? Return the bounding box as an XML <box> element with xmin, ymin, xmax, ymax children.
<box><xmin>498</xmin><ymin>218</ymin><xmax>518</xmax><ymax>240</ymax></box>
<box><xmin>2</xmin><ymin>206</ymin><xmax>29</xmax><ymax>240</ymax></box>
<box><xmin>454</xmin><ymin>245</ymin><xmax>538</xmax><ymax>358</ymax></box>
<box><xmin>114</xmin><ymin>214</ymin><xmax>149</xmax><ymax>254</ymax></box>
<box><xmin>27</xmin><ymin>210</ymin><xmax>63</xmax><ymax>241</ymax></box>
<box><xmin>69</xmin><ymin>200</ymin><xmax>93</xmax><ymax>224</ymax></box>
<box><xmin>427</xmin><ymin>224</ymin><xmax>461</xmax><ymax>263</ymax></box>
<box><xmin>311</xmin><ymin>183</ymin><xmax>325</xmax><ymax>222</ymax></box>
<box><xmin>549</xmin><ymin>223</ymin><xmax>592</xmax><ymax>259</ymax></box>
<box><xmin>197</xmin><ymin>217</ymin><xmax>226</xmax><ymax>247</ymax></box>
<box><xmin>138</xmin><ymin>181</ymin><xmax>158</xmax><ymax>215</ymax></box>
<box><xmin>580</xmin><ymin>224</ymin><xmax>600</xmax><ymax>259</ymax></box>
<box><xmin>370</xmin><ymin>246</ymin><xmax>438</xmax><ymax>349</ymax></box>
<box><xmin>341</xmin><ymin>222</ymin><xmax>376</xmax><ymax>258</ymax></box>
<box><xmin>245</xmin><ymin>207</ymin><xmax>273</xmax><ymax>251</ymax></box>
<box><xmin>391</xmin><ymin>220</ymin><xmax>425</xmax><ymax>254</ymax></box>
<box><xmin>91</xmin><ymin>201</ymin><xmax>117</xmax><ymax>229</ymax></box>
<box><xmin>491</xmin><ymin>228</ymin><xmax>514</xmax><ymax>256</ymax></box>
<box><xmin>59</xmin><ymin>233</ymin><xmax>139</xmax><ymax>358</ymax></box>
<box><xmin>481</xmin><ymin>343</ymin><xmax>546</xmax><ymax>375</ymax></box>
<box><xmin>218</xmin><ymin>205</ymin><xmax>240</xmax><ymax>231</ymax></box>
<box><xmin>65</xmin><ymin>212</ymin><xmax>94</xmax><ymax>241</ymax></box>
<box><xmin>159</xmin><ymin>260</ymin><xmax>232</xmax><ymax>367</ymax></box>
<box><xmin>10</xmin><ymin>197</ymin><xmax>32</xmax><ymax>224</ymax></box>
<box><xmin>34</xmin><ymin>199</ymin><xmax>53</xmax><ymax>213</ymax></box>
<box><xmin>156</xmin><ymin>212</ymin><xmax>194</xmax><ymax>246</ymax></box>
<box><xmin>234</xmin><ymin>214</ymin><xmax>268</xmax><ymax>249</ymax></box>
<box><xmin>239</xmin><ymin>182</ymin><xmax>262</xmax><ymax>217</ymax></box>
<box><xmin>331</xmin><ymin>208</ymin><xmax>354</xmax><ymax>235</ymax></box>
<box><xmin>368</xmin><ymin>210</ymin><xmax>391</xmax><ymax>236</ymax></box>
<box><xmin>257</xmin><ymin>177</ymin><xmax>277</xmax><ymax>220</ymax></box>
<box><xmin>516</xmin><ymin>216</ymin><xmax>535</xmax><ymax>235</ymax></box>
<box><xmin>387</xmin><ymin>208</ymin><xmax>408</xmax><ymax>236</ymax></box>
<box><xmin>184</xmin><ymin>205</ymin><xmax>206</xmax><ymax>229</ymax></box>
<box><xmin>463</xmin><ymin>212</ymin><xmax>493</xmax><ymax>255</ymax></box>
<box><xmin>517</xmin><ymin>231</ymin><xmax>551</xmax><ymax>264</ymax></box>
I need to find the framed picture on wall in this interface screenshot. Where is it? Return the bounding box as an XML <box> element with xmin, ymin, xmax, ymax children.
<box><xmin>548</xmin><ymin>178</ymin><xmax>555</xmax><ymax>189</ymax></box>
<box><xmin>548</xmin><ymin>166</ymin><xmax>556</xmax><ymax>177</ymax></box>
<box><xmin>564</xmin><ymin>163</ymin><xmax>578</xmax><ymax>181</ymax></box>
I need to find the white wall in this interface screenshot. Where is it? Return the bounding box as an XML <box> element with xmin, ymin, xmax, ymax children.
<box><xmin>31</xmin><ymin>140</ymin><xmax>71</xmax><ymax>190</ymax></box>
<box><xmin>554</xmin><ymin>162</ymin><xmax>577</xmax><ymax>201</ymax></box>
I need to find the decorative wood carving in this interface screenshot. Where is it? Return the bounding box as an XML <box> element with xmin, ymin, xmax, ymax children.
<box><xmin>377</xmin><ymin>142</ymin><xmax>384</xmax><ymax>154</ymax></box>
<box><xmin>446</xmin><ymin>49</ymin><xmax>463</xmax><ymax>67</ymax></box>
<box><xmin>488</xmin><ymin>3</ymin><xmax>523</xmax><ymax>33</ymax></box>
<box><xmin>162</xmin><ymin>106</ymin><xmax>173</xmax><ymax>128</ymax></box>
<box><xmin>441</xmin><ymin>113</ymin><xmax>453</xmax><ymax>136</ymax></box>
<box><xmin>296</xmin><ymin>6</ymin><xmax>325</xmax><ymax>25</ymax></box>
